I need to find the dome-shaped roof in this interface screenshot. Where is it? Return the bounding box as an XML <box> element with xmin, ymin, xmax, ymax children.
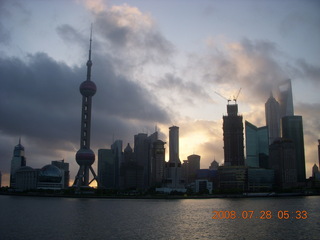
<box><xmin>39</xmin><ymin>164</ymin><xmax>62</xmax><ymax>183</ymax></box>
<box><xmin>80</xmin><ymin>80</ymin><xmax>96</xmax><ymax>96</ymax></box>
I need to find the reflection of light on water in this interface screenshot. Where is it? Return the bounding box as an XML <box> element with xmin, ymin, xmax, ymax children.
<box><xmin>0</xmin><ymin>197</ymin><xmax>319</xmax><ymax>239</ymax></box>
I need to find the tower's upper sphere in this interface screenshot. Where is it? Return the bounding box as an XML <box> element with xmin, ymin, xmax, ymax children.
<box><xmin>76</xmin><ymin>148</ymin><xmax>95</xmax><ymax>166</ymax></box>
<box><xmin>80</xmin><ymin>80</ymin><xmax>96</xmax><ymax>97</ymax></box>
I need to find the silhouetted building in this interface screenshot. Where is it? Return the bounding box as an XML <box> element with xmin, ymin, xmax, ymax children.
<box><xmin>51</xmin><ymin>160</ymin><xmax>69</xmax><ymax>188</ymax></box>
<box><xmin>318</xmin><ymin>140</ymin><xmax>320</xmax><ymax>169</ymax></box>
<box><xmin>73</xmin><ymin>30</ymin><xmax>98</xmax><ymax>189</ymax></box>
<box><xmin>245</xmin><ymin>121</ymin><xmax>269</xmax><ymax>168</ymax></box>
<box><xmin>37</xmin><ymin>164</ymin><xmax>64</xmax><ymax>190</ymax></box>
<box><xmin>184</xmin><ymin>154</ymin><xmax>200</xmax><ymax>183</ymax></box>
<box><xmin>278</xmin><ymin>79</ymin><xmax>294</xmax><ymax>117</ymax></box>
<box><xmin>165</xmin><ymin>126</ymin><xmax>184</xmax><ymax>188</ymax></box>
<box><xmin>150</xmin><ymin>140</ymin><xmax>166</xmax><ymax>187</ymax></box>
<box><xmin>247</xmin><ymin>168</ymin><xmax>274</xmax><ymax>192</ymax></box>
<box><xmin>15</xmin><ymin>166</ymin><xmax>38</xmax><ymax>191</ymax></box>
<box><xmin>10</xmin><ymin>139</ymin><xmax>26</xmax><ymax>188</ymax></box>
<box><xmin>98</xmin><ymin>149</ymin><xmax>117</xmax><ymax>189</ymax></box>
<box><xmin>218</xmin><ymin>166</ymin><xmax>247</xmax><ymax>192</ymax></box>
<box><xmin>265</xmin><ymin>92</ymin><xmax>280</xmax><ymax>144</ymax></box>
<box><xmin>282</xmin><ymin>116</ymin><xmax>306</xmax><ymax>183</ymax></box>
<box><xmin>223</xmin><ymin>104</ymin><xmax>245</xmax><ymax>166</ymax></box>
<box><xmin>0</xmin><ymin>171</ymin><xmax>1</xmax><ymax>187</ymax></box>
<box><xmin>119</xmin><ymin>143</ymin><xmax>144</xmax><ymax>190</ymax></box>
<box><xmin>209</xmin><ymin>160</ymin><xmax>219</xmax><ymax>170</ymax></box>
<box><xmin>269</xmin><ymin>138</ymin><xmax>297</xmax><ymax>189</ymax></box>
<box><xmin>111</xmin><ymin>140</ymin><xmax>123</xmax><ymax>188</ymax></box>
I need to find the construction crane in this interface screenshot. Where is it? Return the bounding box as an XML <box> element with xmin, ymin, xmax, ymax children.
<box><xmin>214</xmin><ymin>91</ymin><xmax>231</xmax><ymax>104</ymax></box>
<box><xmin>233</xmin><ymin>88</ymin><xmax>242</xmax><ymax>103</ymax></box>
<box><xmin>215</xmin><ymin>88</ymin><xmax>242</xmax><ymax>104</ymax></box>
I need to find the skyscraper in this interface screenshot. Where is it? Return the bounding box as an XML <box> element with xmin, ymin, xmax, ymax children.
<box><xmin>73</xmin><ymin>29</ymin><xmax>98</xmax><ymax>189</ymax></box>
<box><xmin>278</xmin><ymin>79</ymin><xmax>294</xmax><ymax>118</ymax></box>
<box><xmin>98</xmin><ymin>149</ymin><xmax>116</xmax><ymax>189</ymax></box>
<box><xmin>223</xmin><ymin>104</ymin><xmax>245</xmax><ymax>166</ymax></box>
<box><xmin>245</xmin><ymin>121</ymin><xmax>269</xmax><ymax>168</ymax></box>
<box><xmin>10</xmin><ymin>138</ymin><xmax>26</xmax><ymax>188</ymax></box>
<box><xmin>134</xmin><ymin>132</ymin><xmax>158</xmax><ymax>188</ymax></box>
<box><xmin>282</xmin><ymin>116</ymin><xmax>306</xmax><ymax>182</ymax></box>
<box><xmin>165</xmin><ymin>126</ymin><xmax>183</xmax><ymax>188</ymax></box>
<box><xmin>318</xmin><ymin>139</ymin><xmax>320</xmax><ymax>168</ymax></box>
<box><xmin>265</xmin><ymin>92</ymin><xmax>280</xmax><ymax>144</ymax></box>
<box><xmin>150</xmin><ymin>140</ymin><xmax>166</xmax><ymax>186</ymax></box>
<box><xmin>269</xmin><ymin>138</ymin><xmax>297</xmax><ymax>189</ymax></box>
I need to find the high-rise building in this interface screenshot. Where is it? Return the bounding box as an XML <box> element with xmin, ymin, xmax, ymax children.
<box><xmin>111</xmin><ymin>140</ymin><xmax>123</xmax><ymax>188</ymax></box>
<box><xmin>186</xmin><ymin>154</ymin><xmax>201</xmax><ymax>183</ymax></box>
<box><xmin>0</xmin><ymin>171</ymin><xmax>2</xmax><ymax>188</ymax></box>
<box><xmin>165</xmin><ymin>126</ymin><xmax>183</xmax><ymax>188</ymax></box>
<box><xmin>278</xmin><ymin>79</ymin><xmax>294</xmax><ymax>118</ymax></box>
<box><xmin>10</xmin><ymin>138</ymin><xmax>26</xmax><ymax>188</ymax></box>
<box><xmin>134</xmin><ymin>132</ymin><xmax>158</xmax><ymax>188</ymax></box>
<box><xmin>119</xmin><ymin>143</ymin><xmax>144</xmax><ymax>190</ymax></box>
<box><xmin>269</xmin><ymin>138</ymin><xmax>297</xmax><ymax>189</ymax></box>
<box><xmin>51</xmin><ymin>160</ymin><xmax>70</xmax><ymax>189</ymax></box>
<box><xmin>281</xmin><ymin>116</ymin><xmax>306</xmax><ymax>182</ymax></box>
<box><xmin>150</xmin><ymin>140</ymin><xmax>166</xmax><ymax>186</ymax></box>
<box><xmin>98</xmin><ymin>149</ymin><xmax>116</xmax><ymax>189</ymax></box>
<box><xmin>223</xmin><ymin>104</ymin><xmax>245</xmax><ymax>166</ymax></box>
<box><xmin>265</xmin><ymin>92</ymin><xmax>280</xmax><ymax>144</ymax></box>
<box><xmin>245</xmin><ymin>121</ymin><xmax>269</xmax><ymax>168</ymax></box>
<box><xmin>73</xmin><ymin>29</ymin><xmax>99</xmax><ymax>189</ymax></box>
<box><xmin>318</xmin><ymin>139</ymin><xmax>320</xmax><ymax>168</ymax></box>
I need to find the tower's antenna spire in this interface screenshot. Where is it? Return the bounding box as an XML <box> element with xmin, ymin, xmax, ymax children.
<box><xmin>86</xmin><ymin>24</ymin><xmax>93</xmax><ymax>81</ymax></box>
<box><xmin>89</xmin><ymin>23</ymin><xmax>92</xmax><ymax>61</ymax></box>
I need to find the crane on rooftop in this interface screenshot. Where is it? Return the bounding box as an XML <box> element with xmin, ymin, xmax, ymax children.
<box><xmin>215</xmin><ymin>88</ymin><xmax>242</xmax><ymax>104</ymax></box>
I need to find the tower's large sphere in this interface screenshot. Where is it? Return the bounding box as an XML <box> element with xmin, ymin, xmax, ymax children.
<box><xmin>76</xmin><ymin>148</ymin><xmax>95</xmax><ymax>166</ymax></box>
<box><xmin>80</xmin><ymin>80</ymin><xmax>96</xmax><ymax>97</ymax></box>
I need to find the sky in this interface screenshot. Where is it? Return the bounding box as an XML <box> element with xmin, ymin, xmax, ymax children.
<box><xmin>0</xmin><ymin>0</ymin><xmax>319</xmax><ymax>187</ymax></box>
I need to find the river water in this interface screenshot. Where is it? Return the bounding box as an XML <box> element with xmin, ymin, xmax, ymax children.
<box><xmin>0</xmin><ymin>195</ymin><xmax>319</xmax><ymax>240</ymax></box>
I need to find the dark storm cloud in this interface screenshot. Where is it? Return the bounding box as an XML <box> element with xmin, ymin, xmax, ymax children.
<box><xmin>0</xmin><ymin>47</ymin><xmax>170</xmax><ymax>172</ymax></box>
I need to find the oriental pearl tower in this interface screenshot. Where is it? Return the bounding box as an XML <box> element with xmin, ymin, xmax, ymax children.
<box><xmin>73</xmin><ymin>27</ymin><xmax>99</xmax><ymax>189</ymax></box>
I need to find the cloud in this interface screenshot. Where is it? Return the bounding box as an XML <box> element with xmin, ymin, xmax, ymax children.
<box><xmin>153</xmin><ymin>73</ymin><xmax>214</xmax><ymax>106</ymax></box>
<box><xmin>0</xmin><ymin>48</ymin><xmax>170</xmax><ymax>178</ymax></box>
<box><xmin>92</xmin><ymin>3</ymin><xmax>175</xmax><ymax>67</ymax></box>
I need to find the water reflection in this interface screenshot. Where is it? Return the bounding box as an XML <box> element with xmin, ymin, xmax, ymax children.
<box><xmin>0</xmin><ymin>196</ymin><xmax>319</xmax><ymax>240</ymax></box>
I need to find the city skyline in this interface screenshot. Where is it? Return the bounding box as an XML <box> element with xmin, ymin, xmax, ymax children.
<box><xmin>0</xmin><ymin>0</ymin><xmax>319</xmax><ymax>186</ymax></box>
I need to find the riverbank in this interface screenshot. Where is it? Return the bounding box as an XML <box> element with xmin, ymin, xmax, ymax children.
<box><xmin>1</xmin><ymin>191</ymin><xmax>319</xmax><ymax>199</ymax></box>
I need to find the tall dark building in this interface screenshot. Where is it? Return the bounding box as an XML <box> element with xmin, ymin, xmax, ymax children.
<box><xmin>278</xmin><ymin>79</ymin><xmax>294</xmax><ymax>118</ymax></box>
<box><xmin>245</xmin><ymin>121</ymin><xmax>269</xmax><ymax>168</ymax></box>
<box><xmin>165</xmin><ymin>126</ymin><xmax>183</xmax><ymax>188</ymax></box>
<box><xmin>223</xmin><ymin>104</ymin><xmax>244</xmax><ymax>166</ymax></box>
<box><xmin>282</xmin><ymin>116</ymin><xmax>306</xmax><ymax>182</ymax></box>
<box><xmin>150</xmin><ymin>140</ymin><xmax>166</xmax><ymax>186</ymax></box>
<box><xmin>73</xmin><ymin>29</ymin><xmax>99</xmax><ymax>189</ymax></box>
<box><xmin>265</xmin><ymin>92</ymin><xmax>280</xmax><ymax>144</ymax></box>
<box><xmin>134</xmin><ymin>132</ymin><xmax>158</xmax><ymax>188</ymax></box>
<box><xmin>98</xmin><ymin>149</ymin><xmax>116</xmax><ymax>189</ymax></box>
<box><xmin>185</xmin><ymin>154</ymin><xmax>200</xmax><ymax>183</ymax></box>
<box><xmin>269</xmin><ymin>138</ymin><xmax>297</xmax><ymax>189</ymax></box>
<box><xmin>10</xmin><ymin>138</ymin><xmax>26</xmax><ymax>188</ymax></box>
<box><xmin>318</xmin><ymin>139</ymin><xmax>320</xmax><ymax>169</ymax></box>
